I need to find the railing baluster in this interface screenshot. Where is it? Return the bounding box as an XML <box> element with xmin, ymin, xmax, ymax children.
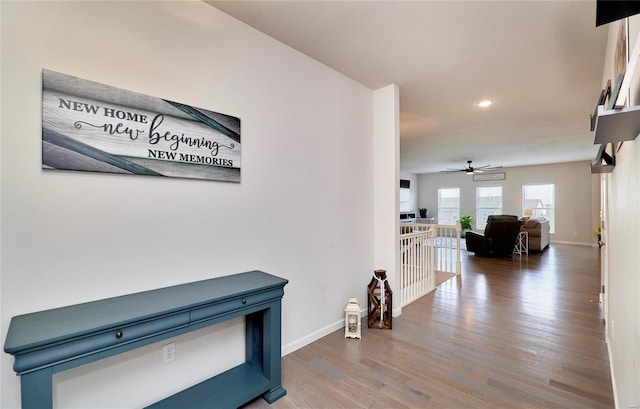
<box><xmin>399</xmin><ymin>223</ymin><xmax>461</xmax><ymax>307</ymax></box>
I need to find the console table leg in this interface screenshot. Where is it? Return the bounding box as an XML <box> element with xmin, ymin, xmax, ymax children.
<box><xmin>21</xmin><ymin>367</ymin><xmax>53</xmax><ymax>409</ymax></box>
<box><xmin>261</xmin><ymin>301</ymin><xmax>287</xmax><ymax>403</ymax></box>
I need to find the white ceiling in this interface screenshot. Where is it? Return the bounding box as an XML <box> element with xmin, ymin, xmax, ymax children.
<box><xmin>207</xmin><ymin>1</ymin><xmax>610</xmax><ymax>174</ymax></box>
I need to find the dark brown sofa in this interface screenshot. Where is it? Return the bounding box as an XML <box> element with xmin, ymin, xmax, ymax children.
<box><xmin>465</xmin><ymin>215</ymin><xmax>523</xmax><ymax>256</ymax></box>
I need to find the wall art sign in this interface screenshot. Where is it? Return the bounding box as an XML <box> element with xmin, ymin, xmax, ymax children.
<box><xmin>42</xmin><ymin>69</ymin><xmax>241</xmax><ymax>182</ymax></box>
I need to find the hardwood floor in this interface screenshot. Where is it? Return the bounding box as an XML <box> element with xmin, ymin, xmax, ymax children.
<box><xmin>244</xmin><ymin>244</ymin><xmax>614</xmax><ymax>408</ymax></box>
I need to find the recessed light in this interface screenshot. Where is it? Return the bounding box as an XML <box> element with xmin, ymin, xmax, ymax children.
<box><xmin>477</xmin><ymin>99</ymin><xmax>493</xmax><ymax>108</ymax></box>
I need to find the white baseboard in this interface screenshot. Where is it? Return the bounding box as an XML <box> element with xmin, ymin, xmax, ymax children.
<box><xmin>392</xmin><ymin>306</ymin><xmax>402</xmax><ymax>318</ymax></box>
<box><xmin>282</xmin><ymin>318</ymin><xmax>345</xmax><ymax>356</ymax></box>
<box><xmin>606</xmin><ymin>335</ymin><xmax>620</xmax><ymax>408</ymax></box>
<box><xmin>282</xmin><ymin>308</ymin><xmax>400</xmax><ymax>357</ymax></box>
<box><xmin>550</xmin><ymin>240</ymin><xmax>593</xmax><ymax>247</ymax></box>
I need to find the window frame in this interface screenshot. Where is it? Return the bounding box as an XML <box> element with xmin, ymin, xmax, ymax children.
<box><xmin>522</xmin><ymin>184</ymin><xmax>555</xmax><ymax>234</ymax></box>
<box><xmin>437</xmin><ymin>187</ymin><xmax>460</xmax><ymax>225</ymax></box>
<box><xmin>476</xmin><ymin>185</ymin><xmax>503</xmax><ymax>230</ymax></box>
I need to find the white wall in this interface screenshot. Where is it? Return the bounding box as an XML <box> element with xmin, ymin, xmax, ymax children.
<box><xmin>0</xmin><ymin>2</ymin><xmax>377</xmax><ymax>407</ymax></box>
<box><xmin>601</xmin><ymin>17</ymin><xmax>640</xmax><ymax>409</ymax></box>
<box><xmin>399</xmin><ymin>171</ymin><xmax>418</xmax><ymax>212</ymax></box>
<box><xmin>417</xmin><ymin>161</ymin><xmax>595</xmax><ymax>244</ymax></box>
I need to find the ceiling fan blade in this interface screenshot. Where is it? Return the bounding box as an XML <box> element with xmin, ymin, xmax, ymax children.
<box><xmin>439</xmin><ymin>161</ymin><xmax>502</xmax><ymax>174</ymax></box>
<box><xmin>474</xmin><ymin>164</ymin><xmax>503</xmax><ymax>170</ymax></box>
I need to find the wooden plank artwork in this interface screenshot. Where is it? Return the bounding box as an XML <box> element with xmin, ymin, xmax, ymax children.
<box><xmin>42</xmin><ymin>69</ymin><xmax>241</xmax><ymax>182</ymax></box>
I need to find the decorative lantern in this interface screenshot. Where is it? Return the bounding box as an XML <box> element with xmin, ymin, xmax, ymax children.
<box><xmin>344</xmin><ymin>297</ymin><xmax>362</xmax><ymax>339</ymax></box>
<box><xmin>367</xmin><ymin>269</ymin><xmax>392</xmax><ymax>329</ymax></box>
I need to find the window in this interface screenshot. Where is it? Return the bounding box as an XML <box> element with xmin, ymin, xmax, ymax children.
<box><xmin>476</xmin><ymin>186</ymin><xmax>503</xmax><ymax>230</ymax></box>
<box><xmin>523</xmin><ymin>184</ymin><xmax>555</xmax><ymax>233</ymax></box>
<box><xmin>438</xmin><ymin>188</ymin><xmax>460</xmax><ymax>225</ymax></box>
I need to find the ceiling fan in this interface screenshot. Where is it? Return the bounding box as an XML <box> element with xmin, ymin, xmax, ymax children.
<box><xmin>441</xmin><ymin>160</ymin><xmax>503</xmax><ymax>175</ymax></box>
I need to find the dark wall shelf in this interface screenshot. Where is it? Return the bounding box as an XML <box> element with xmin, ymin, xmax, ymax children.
<box><xmin>593</xmin><ymin>104</ymin><xmax>640</xmax><ymax>145</ymax></box>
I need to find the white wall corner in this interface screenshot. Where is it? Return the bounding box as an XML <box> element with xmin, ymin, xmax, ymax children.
<box><xmin>373</xmin><ymin>84</ymin><xmax>400</xmax><ymax>314</ymax></box>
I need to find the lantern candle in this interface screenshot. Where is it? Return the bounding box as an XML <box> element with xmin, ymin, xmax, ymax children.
<box><xmin>367</xmin><ymin>269</ymin><xmax>393</xmax><ymax>329</ymax></box>
<box><xmin>344</xmin><ymin>297</ymin><xmax>362</xmax><ymax>339</ymax></box>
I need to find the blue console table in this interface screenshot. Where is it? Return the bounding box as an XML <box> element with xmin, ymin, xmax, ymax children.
<box><xmin>4</xmin><ymin>271</ymin><xmax>288</xmax><ymax>408</ymax></box>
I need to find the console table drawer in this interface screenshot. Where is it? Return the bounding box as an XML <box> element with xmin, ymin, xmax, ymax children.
<box><xmin>13</xmin><ymin>311</ymin><xmax>189</xmax><ymax>374</ymax></box>
<box><xmin>190</xmin><ymin>289</ymin><xmax>282</xmax><ymax>324</ymax></box>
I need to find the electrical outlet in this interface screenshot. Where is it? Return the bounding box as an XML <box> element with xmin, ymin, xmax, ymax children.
<box><xmin>163</xmin><ymin>342</ymin><xmax>175</xmax><ymax>363</ymax></box>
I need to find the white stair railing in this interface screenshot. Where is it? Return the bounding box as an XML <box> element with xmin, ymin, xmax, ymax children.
<box><xmin>399</xmin><ymin>222</ymin><xmax>462</xmax><ymax>307</ymax></box>
<box><xmin>434</xmin><ymin>222</ymin><xmax>462</xmax><ymax>276</ymax></box>
<box><xmin>399</xmin><ymin>224</ymin><xmax>435</xmax><ymax>307</ymax></box>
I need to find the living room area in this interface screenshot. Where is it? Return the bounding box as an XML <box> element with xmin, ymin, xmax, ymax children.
<box><xmin>400</xmin><ymin>160</ymin><xmax>599</xmax><ymax>252</ymax></box>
